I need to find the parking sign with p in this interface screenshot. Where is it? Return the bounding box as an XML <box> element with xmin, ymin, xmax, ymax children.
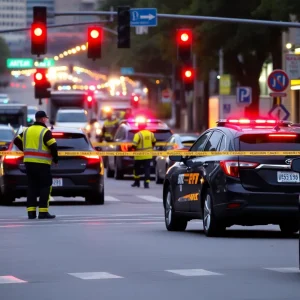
<box><xmin>236</xmin><ymin>87</ymin><xmax>252</xmax><ymax>106</ymax></box>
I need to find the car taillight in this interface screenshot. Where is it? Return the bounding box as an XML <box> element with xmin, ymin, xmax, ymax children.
<box><xmin>220</xmin><ymin>160</ymin><xmax>259</xmax><ymax>178</ymax></box>
<box><xmin>268</xmin><ymin>134</ymin><xmax>297</xmax><ymax>138</ymax></box>
<box><xmin>83</xmin><ymin>155</ymin><xmax>101</xmax><ymax>164</ymax></box>
<box><xmin>3</xmin><ymin>155</ymin><xmax>22</xmax><ymax>164</ymax></box>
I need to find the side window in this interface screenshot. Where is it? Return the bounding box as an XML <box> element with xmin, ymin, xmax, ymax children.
<box><xmin>217</xmin><ymin>135</ymin><xmax>226</xmax><ymax>151</ymax></box>
<box><xmin>204</xmin><ymin>131</ymin><xmax>224</xmax><ymax>151</ymax></box>
<box><xmin>190</xmin><ymin>132</ymin><xmax>211</xmax><ymax>151</ymax></box>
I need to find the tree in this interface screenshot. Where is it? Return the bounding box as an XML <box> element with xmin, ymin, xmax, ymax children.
<box><xmin>0</xmin><ymin>37</ymin><xmax>10</xmax><ymax>74</ymax></box>
<box><xmin>189</xmin><ymin>0</ymin><xmax>300</xmax><ymax>116</ymax></box>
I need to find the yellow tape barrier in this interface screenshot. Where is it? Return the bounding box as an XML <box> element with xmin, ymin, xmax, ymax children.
<box><xmin>2</xmin><ymin>151</ymin><xmax>300</xmax><ymax>156</ymax></box>
<box><xmin>92</xmin><ymin>142</ymin><xmax>193</xmax><ymax>147</ymax></box>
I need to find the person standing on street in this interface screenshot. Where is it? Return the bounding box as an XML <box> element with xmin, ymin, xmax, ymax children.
<box><xmin>131</xmin><ymin>120</ymin><xmax>156</xmax><ymax>188</ymax></box>
<box><xmin>14</xmin><ymin>111</ymin><xmax>58</xmax><ymax>220</ymax></box>
<box><xmin>100</xmin><ymin>110</ymin><xmax>119</xmax><ymax>142</ymax></box>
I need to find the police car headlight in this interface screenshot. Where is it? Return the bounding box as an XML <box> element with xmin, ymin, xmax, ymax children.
<box><xmin>96</xmin><ymin>128</ymin><xmax>102</xmax><ymax>135</ymax></box>
<box><xmin>86</xmin><ymin>124</ymin><xmax>91</xmax><ymax>131</ymax></box>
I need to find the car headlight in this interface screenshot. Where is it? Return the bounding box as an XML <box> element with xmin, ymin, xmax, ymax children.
<box><xmin>96</xmin><ymin>128</ymin><xmax>102</xmax><ymax>135</ymax></box>
<box><xmin>94</xmin><ymin>122</ymin><xmax>100</xmax><ymax>128</ymax></box>
<box><xmin>86</xmin><ymin>124</ymin><xmax>91</xmax><ymax>131</ymax></box>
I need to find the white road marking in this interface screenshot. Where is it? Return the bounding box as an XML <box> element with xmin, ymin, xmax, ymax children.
<box><xmin>137</xmin><ymin>195</ymin><xmax>162</xmax><ymax>202</ymax></box>
<box><xmin>264</xmin><ymin>267</ymin><xmax>300</xmax><ymax>273</ymax></box>
<box><xmin>166</xmin><ymin>269</ymin><xmax>223</xmax><ymax>276</ymax></box>
<box><xmin>68</xmin><ymin>272</ymin><xmax>123</xmax><ymax>279</ymax></box>
<box><xmin>0</xmin><ymin>276</ymin><xmax>27</xmax><ymax>284</ymax></box>
<box><xmin>105</xmin><ymin>196</ymin><xmax>120</xmax><ymax>202</ymax></box>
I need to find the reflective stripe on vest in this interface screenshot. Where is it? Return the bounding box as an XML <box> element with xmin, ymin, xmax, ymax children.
<box><xmin>23</xmin><ymin>127</ymin><xmax>52</xmax><ymax>162</ymax></box>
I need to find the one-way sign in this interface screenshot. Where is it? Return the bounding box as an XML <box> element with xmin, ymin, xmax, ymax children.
<box><xmin>130</xmin><ymin>8</ymin><xmax>157</xmax><ymax>27</ymax></box>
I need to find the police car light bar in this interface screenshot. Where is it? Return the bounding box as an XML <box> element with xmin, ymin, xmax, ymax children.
<box><xmin>217</xmin><ymin>119</ymin><xmax>291</xmax><ymax>126</ymax></box>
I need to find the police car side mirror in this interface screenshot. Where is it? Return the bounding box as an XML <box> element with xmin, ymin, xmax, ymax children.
<box><xmin>291</xmin><ymin>158</ymin><xmax>300</xmax><ymax>173</ymax></box>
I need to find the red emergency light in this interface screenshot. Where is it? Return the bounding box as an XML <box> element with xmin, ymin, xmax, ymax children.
<box><xmin>226</xmin><ymin>119</ymin><xmax>276</xmax><ymax>125</ymax></box>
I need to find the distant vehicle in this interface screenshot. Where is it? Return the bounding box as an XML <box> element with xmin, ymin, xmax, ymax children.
<box><xmin>0</xmin><ymin>104</ymin><xmax>27</xmax><ymax>131</ymax></box>
<box><xmin>0</xmin><ymin>126</ymin><xmax>104</xmax><ymax>205</ymax></box>
<box><xmin>0</xmin><ymin>124</ymin><xmax>15</xmax><ymax>150</ymax></box>
<box><xmin>27</xmin><ymin>106</ymin><xmax>38</xmax><ymax>125</ymax></box>
<box><xmin>105</xmin><ymin>117</ymin><xmax>172</xmax><ymax>179</ymax></box>
<box><xmin>155</xmin><ymin>133</ymin><xmax>198</xmax><ymax>184</ymax></box>
<box><xmin>55</xmin><ymin>108</ymin><xmax>89</xmax><ymax>128</ymax></box>
<box><xmin>0</xmin><ymin>94</ymin><xmax>9</xmax><ymax>104</ymax></box>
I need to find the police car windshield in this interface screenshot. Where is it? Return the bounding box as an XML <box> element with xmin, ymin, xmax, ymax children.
<box><xmin>239</xmin><ymin>133</ymin><xmax>300</xmax><ymax>150</ymax></box>
<box><xmin>56</xmin><ymin>112</ymin><xmax>87</xmax><ymax>123</ymax></box>
<box><xmin>0</xmin><ymin>129</ymin><xmax>14</xmax><ymax>141</ymax></box>
<box><xmin>55</xmin><ymin>133</ymin><xmax>90</xmax><ymax>150</ymax></box>
<box><xmin>128</xmin><ymin>130</ymin><xmax>172</xmax><ymax>141</ymax></box>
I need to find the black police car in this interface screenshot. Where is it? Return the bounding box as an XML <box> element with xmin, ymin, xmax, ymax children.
<box><xmin>0</xmin><ymin>126</ymin><xmax>104</xmax><ymax>205</ymax></box>
<box><xmin>105</xmin><ymin>117</ymin><xmax>172</xmax><ymax>179</ymax></box>
<box><xmin>163</xmin><ymin>118</ymin><xmax>300</xmax><ymax>236</ymax></box>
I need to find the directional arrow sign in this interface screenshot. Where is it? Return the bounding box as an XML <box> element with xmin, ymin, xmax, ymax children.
<box><xmin>268</xmin><ymin>104</ymin><xmax>290</xmax><ymax>120</ymax></box>
<box><xmin>130</xmin><ymin>8</ymin><xmax>157</xmax><ymax>27</ymax></box>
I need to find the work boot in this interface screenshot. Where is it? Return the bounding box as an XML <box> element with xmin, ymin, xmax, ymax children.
<box><xmin>131</xmin><ymin>180</ymin><xmax>140</xmax><ymax>187</ymax></box>
<box><xmin>38</xmin><ymin>212</ymin><xmax>56</xmax><ymax>219</ymax></box>
<box><xmin>144</xmin><ymin>182</ymin><xmax>149</xmax><ymax>189</ymax></box>
<box><xmin>28</xmin><ymin>211</ymin><xmax>36</xmax><ymax>219</ymax></box>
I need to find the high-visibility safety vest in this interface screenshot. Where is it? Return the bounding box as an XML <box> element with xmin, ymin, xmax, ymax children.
<box><xmin>103</xmin><ymin>119</ymin><xmax>119</xmax><ymax>139</ymax></box>
<box><xmin>22</xmin><ymin>125</ymin><xmax>56</xmax><ymax>165</ymax></box>
<box><xmin>132</xmin><ymin>129</ymin><xmax>156</xmax><ymax>160</ymax></box>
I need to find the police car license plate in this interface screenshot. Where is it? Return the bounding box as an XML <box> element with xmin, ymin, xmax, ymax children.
<box><xmin>277</xmin><ymin>171</ymin><xmax>300</xmax><ymax>183</ymax></box>
<box><xmin>52</xmin><ymin>178</ymin><xmax>63</xmax><ymax>187</ymax></box>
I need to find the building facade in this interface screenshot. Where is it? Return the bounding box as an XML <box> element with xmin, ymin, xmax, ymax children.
<box><xmin>0</xmin><ymin>0</ymin><xmax>27</xmax><ymax>49</ymax></box>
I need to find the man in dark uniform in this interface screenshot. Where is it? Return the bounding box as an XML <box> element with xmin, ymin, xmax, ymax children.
<box><xmin>14</xmin><ymin>111</ymin><xmax>58</xmax><ymax>219</ymax></box>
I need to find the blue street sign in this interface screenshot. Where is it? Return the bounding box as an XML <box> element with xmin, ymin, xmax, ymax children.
<box><xmin>267</xmin><ymin>69</ymin><xmax>289</xmax><ymax>93</ymax></box>
<box><xmin>120</xmin><ymin>67</ymin><xmax>134</xmax><ymax>75</ymax></box>
<box><xmin>130</xmin><ymin>8</ymin><xmax>157</xmax><ymax>27</ymax></box>
<box><xmin>236</xmin><ymin>87</ymin><xmax>252</xmax><ymax>105</ymax></box>
<box><xmin>223</xmin><ymin>104</ymin><xmax>231</xmax><ymax>114</ymax></box>
<box><xmin>268</xmin><ymin>104</ymin><xmax>290</xmax><ymax>120</ymax></box>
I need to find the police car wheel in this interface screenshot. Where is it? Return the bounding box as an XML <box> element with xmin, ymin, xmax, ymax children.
<box><xmin>164</xmin><ymin>188</ymin><xmax>187</xmax><ymax>231</ymax></box>
<box><xmin>85</xmin><ymin>190</ymin><xmax>104</xmax><ymax>205</ymax></box>
<box><xmin>203</xmin><ymin>189</ymin><xmax>225</xmax><ymax>237</ymax></box>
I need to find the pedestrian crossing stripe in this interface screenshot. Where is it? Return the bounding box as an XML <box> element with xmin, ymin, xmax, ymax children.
<box><xmin>1</xmin><ymin>267</ymin><xmax>299</xmax><ymax>283</ymax></box>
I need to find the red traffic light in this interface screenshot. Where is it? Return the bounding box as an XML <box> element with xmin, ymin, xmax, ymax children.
<box><xmin>87</xmin><ymin>26</ymin><xmax>103</xmax><ymax>60</ymax></box>
<box><xmin>31</xmin><ymin>23</ymin><xmax>46</xmax><ymax>39</ymax></box>
<box><xmin>133</xmin><ymin>96</ymin><xmax>139</xmax><ymax>102</ymax></box>
<box><xmin>87</xmin><ymin>95</ymin><xmax>93</xmax><ymax>102</ymax></box>
<box><xmin>177</xmin><ymin>29</ymin><xmax>192</xmax><ymax>44</ymax></box>
<box><xmin>35</xmin><ymin>72</ymin><xmax>43</xmax><ymax>81</ymax></box>
<box><xmin>34</xmin><ymin>69</ymin><xmax>47</xmax><ymax>82</ymax></box>
<box><xmin>90</xmin><ymin>29</ymin><xmax>100</xmax><ymax>39</ymax></box>
<box><xmin>183</xmin><ymin>68</ymin><xmax>194</xmax><ymax>79</ymax></box>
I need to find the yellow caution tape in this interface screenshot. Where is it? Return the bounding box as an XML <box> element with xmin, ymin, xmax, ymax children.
<box><xmin>0</xmin><ymin>142</ymin><xmax>7</xmax><ymax>145</ymax></box>
<box><xmin>1</xmin><ymin>151</ymin><xmax>300</xmax><ymax>156</ymax></box>
<box><xmin>92</xmin><ymin>142</ymin><xmax>194</xmax><ymax>147</ymax></box>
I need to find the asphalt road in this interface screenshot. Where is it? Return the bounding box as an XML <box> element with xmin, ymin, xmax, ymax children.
<box><xmin>1</xmin><ymin>176</ymin><xmax>300</xmax><ymax>300</ymax></box>
<box><xmin>1</xmin><ymin>84</ymin><xmax>300</xmax><ymax>300</ymax></box>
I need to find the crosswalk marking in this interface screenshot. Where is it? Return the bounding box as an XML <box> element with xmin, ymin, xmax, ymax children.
<box><xmin>68</xmin><ymin>272</ymin><xmax>123</xmax><ymax>279</ymax></box>
<box><xmin>137</xmin><ymin>195</ymin><xmax>162</xmax><ymax>202</ymax></box>
<box><xmin>264</xmin><ymin>267</ymin><xmax>300</xmax><ymax>273</ymax></box>
<box><xmin>0</xmin><ymin>276</ymin><xmax>27</xmax><ymax>284</ymax></box>
<box><xmin>105</xmin><ymin>196</ymin><xmax>120</xmax><ymax>202</ymax></box>
<box><xmin>166</xmin><ymin>269</ymin><xmax>223</xmax><ymax>276</ymax></box>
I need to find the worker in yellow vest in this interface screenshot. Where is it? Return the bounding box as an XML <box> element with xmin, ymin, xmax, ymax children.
<box><xmin>13</xmin><ymin>111</ymin><xmax>58</xmax><ymax>220</ymax></box>
<box><xmin>100</xmin><ymin>110</ymin><xmax>119</xmax><ymax>142</ymax></box>
<box><xmin>131</xmin><ymin>119</ymin><xmax>156</xmax><ymax>188</ymax></box>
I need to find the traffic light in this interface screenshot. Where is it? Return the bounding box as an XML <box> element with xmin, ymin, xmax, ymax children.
<box><xmin>87</xmin><ymin>27</ymin><xmax>103</xmax><ymax>60</ymax></box>
<box><xmin>34</xmin><ymin>69</ymin><xmax>51</xmax><ymax>99</ymax></box>
<box><xmin>131</xmin><ymin>94</ymin><xmax>140</xmax><ymax>108</ymax></box>
<box><xmin>176</xmin><ymin>28</ymin><xmax>192</xmax><ymax>62</ymax></box>
<box><xmin>117</xmin><ymin>6</ymin><xmax>130</xmax><ymax>48</ymax></box>
<box><xmin>182</xmin><ymin>67</ymin><xmax>194</xmax><ymax>91</ymax></box>
<box><xmin>86</xmin><ymin>91</ymin><xmax>94</xmax><ymax>109</ymax></box>
<box><xmin>31</xmin><ymin>7</ymin><xmax>47</xmax><ymax>55</ymax></box>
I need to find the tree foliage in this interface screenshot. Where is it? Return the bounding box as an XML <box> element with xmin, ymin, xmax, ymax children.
<box><xmin>0</xmin><ymin>37</ymin><xmax>10</xmax><ymax>74</ymax></box>
<box><xmin>99</xmin><ymin>0</ymin><xmax>300</xmax><ymax>115</ymax></box>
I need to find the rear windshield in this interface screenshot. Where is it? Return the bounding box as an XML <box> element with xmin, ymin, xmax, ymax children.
<box><xmin>55</xmin><ymin>133</ymin><xmax>90</xmax><ymax>150</ymax></box>
<box><xmin>56</xmin><ymin>112</ymin><xmax>87</xmax><ymax>122</ymax></box>
<box><xmin>239</xmin><ymin>134</ymin><xmax>300</xmax><ymax>150</ymax></box>
<box><xmin>0</xmin><ymin>129</ymin><xmax>14</xmax><ymax>141</ymax></box>
<box><xmin>128</xmin><ymin>130</ymin><xmax>172</xmax><ymax>141</ymax></box>
<box><xmin>0</xmin><ymin>114</ymin><xmax>22</xmax><ymax>129</ymax></box>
